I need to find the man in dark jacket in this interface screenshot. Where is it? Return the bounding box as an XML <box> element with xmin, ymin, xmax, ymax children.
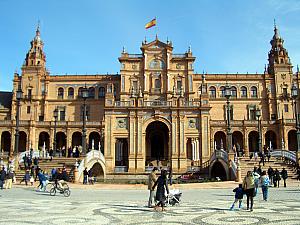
<box><xmin>0</xmin><ymin>166</ymin><xmax>6</xmax><ymax>189</ymax></box>
<box><xmin>281</xmin><ymin>168</ymin><xmax>288</xmax><ymax>187</ymax></box>
<box><xmin>267</xmin><ymin>166</ymin><xmax>274</xmax><ymax>184</ymax></box>
<box><xmin>83</xmin><ymin>168</ymin><xmax>88</xmax><ymax>184</ymax></box>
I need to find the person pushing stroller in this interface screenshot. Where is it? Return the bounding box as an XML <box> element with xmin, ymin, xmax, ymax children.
<box><xmin>152</xmin><ymin>169</ymin><xmax>169</xmax><ymax>211</ymax></box>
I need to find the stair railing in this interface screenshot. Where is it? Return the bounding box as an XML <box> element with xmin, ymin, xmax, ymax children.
<box><xmin>270</xmin><ymin>149</ymin><xmax>296</xmax><ymax>163</ymax></box>
<box><xmin>210</xmin><ymin>149</ymin><xmax>229</xmax><ymax>164</ymax></box>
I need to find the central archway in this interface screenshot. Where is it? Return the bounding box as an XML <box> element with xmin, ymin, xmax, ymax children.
<box><xmin>146</xmin><ymin>121</ymin><xmax>169</xmax><ymax>165</ymax></box>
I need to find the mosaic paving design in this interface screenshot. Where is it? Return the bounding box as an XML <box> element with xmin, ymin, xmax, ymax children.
<box><xmin>0</xmin><ymin>188</ymin><xmax>300</xmax><ymax>224</ymax></box>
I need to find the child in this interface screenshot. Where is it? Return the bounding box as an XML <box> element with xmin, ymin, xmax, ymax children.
<box><xmin>230</xmin><ymin>184</ymin><xmax>244</xmax><ymax>210</ymax></box>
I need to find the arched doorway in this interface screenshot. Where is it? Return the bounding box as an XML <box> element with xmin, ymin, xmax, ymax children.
<box><xmin>233</xmin><ymin>131</ymin><xmax>243</xmax><ymax>156</ymax></box>
<box><xmin>146</xmin><ymin>121</ymin><xmax>169</xmax><ymax>165</ymax></box>
<box><xmin>56</xmin><ymin>132</ymin><xmax>66</xmax><ymax>149</ymax></box>
<box><xmin>19</xmin><ymin>131</ymin><xmax>27</xmax><ymax>152</ymax></box>
<box><xmin>288</xmin><ymin>130</ymin><xmax>297</xmax><ymax>151</ymax></box>
<box><xmin>89</xmin><ymin>132</ymin><xmax>100</xmax><ymax>150</ymax></box>
<box><xmin>210</xmin><ymin>161</ymin><xmax>227</xmax><ymax>181</ymax></box>
<box><xmin>1</xmin><ymin>131</ymin><xmax>11</xmax><ymax>154</ymax></box>
<box><xmin>265</xmin><ymin>130</ymin><xmax>277</xmax><ymax>150</ymax></box>
<box><xmin>89</xmin><ymin>162</ymin><xmax>104</xmax><ymax>179</ymax></box>
<box><xmin>248</xmin><ymin>131</ymin><xmax>258</xmax><ymax>153</ymax></box>
<box><xmin>38</xmin><ymin>132</ymin><xmax>50</xmax><ymax>152</ymax></box>
<box><xmin>214</xmin><ymin>131</ymin><xmax>226</xmax><ymax>150</ymax></box>
<box><xmin>72</xmin><ymin>132</ymin><xmax>82</xmax><ymax>147</ymax></box>
<box><xmin>115</xmin><ymin>138</ymin><xmax>128</xmax><ymax>168</ymax></box>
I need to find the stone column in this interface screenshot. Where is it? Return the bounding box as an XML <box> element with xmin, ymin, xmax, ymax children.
<box><xmin>191</xmin><ymin>138</ymin><xmax>195</xmax><ymax>161</ymax></box>
<box><xmin>128</xmin><ymin>112</ymin><xmax>136</xmax><ymax>173</ymax></box>
<box><xmin>104</xmin><ymin>115</ymin><xmax>114</xmax><ymax>173</ymax></box>
<box><xmin>171</xmin><ymin>112</ymin><xmax>178</xmax><ymax>172</ymax></box>
<box><xmin>200</xmin><ymin>112</ymin><xmax>210</xmax><ymax>165</ymax></box>
<box><xmin>244</xmin><ymin>130</ymin><xmax>249</xmax><ymax>157</ymax></box>
<box><xmin>136</xmin><ymin>114</ymin><xmax>144</xmax><ymax>172</ymax></box>
<box><xmin>178</xmin><ymin>115</ymin><xmax>187</xmax><ymax>172</ymax></box>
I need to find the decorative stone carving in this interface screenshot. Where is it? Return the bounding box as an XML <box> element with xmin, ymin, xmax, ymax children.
<box><xmin>116</xmin><ymin>118</ymin><xmax>127</xmax><ymax>129</ymax></box>
<box><xmin>188</xmin><ymin>118</ymin><xmax>197</xmax><ymax>129</ymax></box>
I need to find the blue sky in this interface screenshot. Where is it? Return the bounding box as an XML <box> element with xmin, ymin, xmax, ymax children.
<box><xmin>1</xmin><ymin>0</ymin><xmax>300</xmax><ymax>91</ymax></box>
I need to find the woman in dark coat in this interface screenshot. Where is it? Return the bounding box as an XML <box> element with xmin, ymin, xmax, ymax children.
<box><xmin>152</xmin><ymin>170</ymin><xmax>169</xmax><ymax>211</ymax></box>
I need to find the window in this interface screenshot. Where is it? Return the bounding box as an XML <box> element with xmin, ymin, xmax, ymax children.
<box><xmin>78</xmin><ymin>87</ymin><xmax>83</xmax><ymax>98</ymax></box>
<box><xmin>59</xmin><ymin>109</ymin><xmax>66</xmax><ymax>121</ymax></box>
<box><xmin>99</xmin><ymin>87</ymin><xmax>105</xmax><ymax>98</ymax></box>
<box><xmin>80</xmin><ymin>105</ymin><xmax>90</xmax><ymax>121</ymax></box>
<box><xmin>250</xmin><ymin>86</ymin><xmax>257</xmax><ymax>98</ymax></box>
<box><xmin>250</xmin><ymin>109</ymin><xmax>256</xmax><ymax>120</ymax></box>
<box><xmin>27</xmin><ymin>106</ymin><xmax>31</xmax><ymax>114</ymax></box>
<box><xmin>283</xmin><ymin>88</ymin><xmax>288</xmax><ymax>97</ymax></box>
<box><xmin>133</xmin><ymin>81</ymin><xmax>138</xmax><ymax>92</ymax></box>
<box><xmin>177</xmin><ymin>80</ymin><xmax>182</xmax><ymax>90</ymax></box>
<box><xmin>271</xmin><ymin>114</ymin><xmax>276</xmax><ymax>120</ymax></box>
<box><xmin>39</xmin><ymin>116</ymin><xmax>44</xmax><ymax>121</ymax></box>
<box><xmin>41</xmin><ymin>81</ymin><xmax>45</xmax><ymax>95</ymax></box>
<box><xmin>225</xmin><ymin>105</ymin><xmax>234</xmax><ymax>120</ymax></box>
<box><xmin>220</xmin><ymin>86</ymin><xmax>225</xmax><ymax>98</ymax></box>
<box><xmin>58</xmin><ymin>88</ymin><xmax>64</xmax><ymax>99</ymax></box>
<box><xmin>27</xmin><ymin>89</ymin><xmax>32</xmax><ymax>99</ymax></box>
<box><xmin>240</xmin><ymin>86</ymin><xmax>247</xmax><ymax>98</ymax></box>
<box><xmin>209</xmin><ymin>87</ymin><xmax>216</xmax><ymax>98</ymax></box>
<box><xmin>155</xmin><ymin>79</ymin><xmax>161</xmax><ymax>89</ymax></box>
<box><xmin>231</xmin><ymin>86</ymin><xmax>237</xmax><ymax>98</ymax></box>
<box><xmin>88</xmin><ymin>87</ymin><xmax>95</xmax><ymax>98</ymax></box>
<box><xmin>68</xmin><ymin>87</ymin><xmax>74</xmax><ymax>99</ymax></box>
<box><xmin>149</xmin><ymin>59</ymin><xmax>165</xmax><ymax>69</ymax></box>
<box><xmin>284</xmin><ymin>104</ymin><xmax>289</xmax><ymax>112</ymax></box>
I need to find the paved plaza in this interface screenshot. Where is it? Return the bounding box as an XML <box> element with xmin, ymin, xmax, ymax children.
<box><xmin>0</xmin><ymin>183</ymin><xmax>300</xmax><ymax>225</ymax></box>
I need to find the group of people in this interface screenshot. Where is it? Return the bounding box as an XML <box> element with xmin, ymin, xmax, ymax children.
<box><xmin>83</xmin><ymin>167</ymin><xmax>96</xmax><ymax>185</ymax></box>
<box><xmin>230</xmin><ymin>166</ymin><xmax>289</xmax><ymax>211</ymax></box>
<box><xmin>0</xmin><ymin>166</ymin><xmax>15</xmax><ymax>190</ymax></box>
<box><xmin>148</xmin><ymin>167</ymin><xmax>173</xmax><ymax>211</ymax></box>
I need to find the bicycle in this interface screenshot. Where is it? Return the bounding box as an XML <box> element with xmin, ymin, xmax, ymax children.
<box><xmin>49</xmin><ymin>181</ymin><xmax>71</xmax><ymax>197</ymax></box>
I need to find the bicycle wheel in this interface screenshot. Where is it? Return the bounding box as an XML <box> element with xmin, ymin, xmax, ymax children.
<box><xmin>62</xmin><ymin>182</ymin><xmax>69</xmax><ymax>189</ymax></box>
<box><xmin>63</xmin><ymin>189</ymin><xmax>71</xmax><ymax>197</ymax></box>
<box><xmin>50</xmin><ymin>188</ymin><xmax>56</xmax><ymax>196</ymax></box>
<box><xmin>45</xmin><ymin>182</ymin><xmax>53</xmax><ymax>193</ymax></box>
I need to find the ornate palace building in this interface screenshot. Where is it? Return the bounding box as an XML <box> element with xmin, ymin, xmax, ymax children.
<box><xmin>0</xmin><ymin>24</ymin><xmax>299</xmax><ymax>178</ymax></box>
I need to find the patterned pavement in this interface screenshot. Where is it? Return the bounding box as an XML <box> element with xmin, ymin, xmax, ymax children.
<box><xmin>0</xmin><ymin>185</ymin><xmax>300</xmax><ymax>225</ymax></box>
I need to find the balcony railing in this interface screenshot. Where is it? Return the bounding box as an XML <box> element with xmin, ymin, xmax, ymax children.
<box><xmin>172</xmin><ymin>54</ymin><xmax>186</xmax><ymax>58</ymax></box>
<box><xmin>115</xmin><ymin>101</ymin><xmax>131</xmax><ymax>107</ymax></box>
<box><xmin>144</xmin><ymin>101</ymin><xmax>172</xmax><ymax>107</ymax></box>
<box><xmin>128</xmin><ymin>54</ymin><xmax>143</xmax><ymax>58</ymax></box>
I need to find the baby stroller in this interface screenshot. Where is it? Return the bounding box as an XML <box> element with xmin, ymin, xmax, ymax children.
<box><xmin>166</xmin><ymin>189</ymin><xmax>182</xmax><ymax>206</ymax></box>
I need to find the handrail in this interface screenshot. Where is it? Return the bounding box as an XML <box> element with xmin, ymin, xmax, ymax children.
<box><xmin>18</xmin><ymin>150</ymin><xmax>40</xmax><ymax>163</ymax></box>
<box><xmin>271</xmin><ymin>149</ymin><xmax>296</xmax><ymax>163</ymax></box>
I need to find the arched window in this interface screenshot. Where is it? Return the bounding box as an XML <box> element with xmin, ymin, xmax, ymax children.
<box><xmin>58</xmin><ymin>88</ymin><xmax>64</xmax><ymax>99</ymax></box>
<box><xmin>68</xmin><ymin>87</ymin><xmax>74</xmax><ymax>99</ymax></box>
<box><xmin>149</xmin><ymin>59</ymin><xmax>165</xmax><ymax>69</ymax></box>
<box><xmin>240</xmin><ymin>86</ymin><xmax>247</xmax><ymax>98</ymax></box>
<box><xmin>209</xmin><ymin>86</ymin><xmax>216</xmax><ymax>98</ymax></box>
<box><xmin>231</xmin><ymin>86</ymin><xmax>237</xmax><ymax>98</ymax></box>
<box><xmin>88</xmin><ymin>87</ymin><xmax>95</xmax><ymax>98</ymax></box>
<box><xmin>155</xmin><ymin>79</ymin><xmax>161</xmax><ymax>89</ymax></box>
<box><xmin>250</xmin><ymin>86</ymin><xmax>258</xmax><ymax>98</ymax></box>
<box><xmin>99</xmin><ymin>87</ymin><xmax>105</xmax><ymax>98</ymax></box>
<box><xmin>78</xmin><ymin>87</ymin><xmax>83</xmax><ymax>98</ymax></box>
<box><xmin>220</xmin><ymin>86</ymin><xmax>225</xmax><ymax>98</ymax></box>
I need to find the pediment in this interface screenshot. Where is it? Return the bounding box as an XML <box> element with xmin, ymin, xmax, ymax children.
<box><xmin>141</xmin><ymin>39</ymin><xmax>173</xmax><ymax>51</ymax></box>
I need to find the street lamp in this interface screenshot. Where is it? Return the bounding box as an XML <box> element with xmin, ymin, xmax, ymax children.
<box><xmin>255</xmin><ymin>108</ymin><xmax>262</xmax><ymax>153</ymax></box>
<box><xmin>291</xmin><ymin>83</ymin><xmax>300</xmax><ymax>166</ymax></box>
<box><xmin>225</xmin><ymin>83</ymin><xmax>232</xmax><ymax>152</ymax></box>
<box><xmin>14</xmin><ymin>82</ymin><xmax>23</xmax><ymax>156</ymax></box>
<box><xmin>53</xmin><ymin>108</ymin><xmax>58</xmax><ymax>157</ymax></box>
<box><xmin>82</xmin><ymin>85</ymin><xmax>89</xmax><ymax>156</ymax></box>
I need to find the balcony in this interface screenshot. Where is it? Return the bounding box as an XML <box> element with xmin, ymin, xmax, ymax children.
<box><xmin>144</xmin><ymin>101</ymin><xmax>172</xmax><ymax>107</ymax></box>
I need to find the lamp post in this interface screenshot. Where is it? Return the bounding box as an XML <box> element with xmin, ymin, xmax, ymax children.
<box><xmin>291</xmin><ymin>83</ymin><xmax>300</xmax><ymax>166</ymax></box>
<box><xmin>14</xmin><ymin>82</ymin><xmax>23</xmax><ymax>156</ymax></box>
<box><xmin>225</xmin><ymin>83</ymin><xmax>232</xmax><ymax>152</ymax></box>
<box><xmin>255</xmin><ymin>108</ymin><xmax>262</xmax><ymax>153</ymax></box>
<box><xmin>53</xmin><ymin>108</ymin><xmax>58</xmax><ymax>157</ymax></box>
<box><xmin>82</xmin><ymin>85</ymin><xmax>89</xmax><ymax>156</ymax></box>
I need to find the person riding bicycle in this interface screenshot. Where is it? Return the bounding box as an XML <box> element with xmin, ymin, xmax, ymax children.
<box><xmin>53</xmin><ymin>168</ymin><xmax>65</xmax><ymax>191</ymax></box>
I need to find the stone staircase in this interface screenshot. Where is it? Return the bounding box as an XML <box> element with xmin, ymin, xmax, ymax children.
<box><xmin>15</xmin><ymin>157</ymin><xmax>80</xmax><ymax>182</ymax></box>
<box><xmin>238</xmin><ymin>156</ymin><xmax>297</xmax><ymax>179</ymax></box>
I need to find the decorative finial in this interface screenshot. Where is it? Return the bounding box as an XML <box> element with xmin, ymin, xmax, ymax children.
<box><xmin>166</xmin><ymin>37</ymin><xmax>169</xmax><ymax>44</ymax></box>
<box><xmin>122</xmin><ymin>46</ymin><xmax>126</xmax><ymax>54</ymax></box>
<box><xmin>264</xmin><ymin>64</ymin><xmax>267</xmax><ymax>72</ymax></box>
<box><xmin>188</xmin><ymin>45</ymin><xmax>192</xmax><ymax>53</ymax></box>
<box><xmin>274</xmin><ymin>19</ymin><xmax>276</xmax><ymax>29</ymax></box>
<box><xmin>144</xmin><ymin>36</ymin><xmax>147</xmax><ymax>44</ymax></box>
<box><xmin>297</xmin><ymin>64</ymin><xmax>299</xmax><ymax>73</ymax></box>
<box><xmin>36</xmin><ymin>20</ymin><xmax>40</xmax><ymax>36</ymax></box>
<box><xmin>155</xmin><ymin>34</ymin><xmax>158</xmax><ymax>40</ymax></box>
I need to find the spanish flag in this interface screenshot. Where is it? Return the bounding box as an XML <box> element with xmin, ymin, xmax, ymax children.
<box><xmin>145</xmin><ymin>18</ymin><xmax>156</xmax><ymax>29</ymax></box>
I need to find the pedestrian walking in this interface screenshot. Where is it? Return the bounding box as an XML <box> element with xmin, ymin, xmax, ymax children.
<box><xmin>5</xmin><ymin>169</ymin><xmax>14</xmax><ymax>189</ymax></box>
<box><xmin>0</xmin><ymin>166</ymin><xmax>6</xmax><ymax>189</ymax></box>
<box><xmin>148</xmin><ymin>167</ymin><xmax>157</xmax><ymax>208</ymax></box>
<box><xmin>260</xmin><ymin>171</ymin><xmax>270</xmax><ymax>201</ymax></box>
<box><xmin>230</xmin><ymin>183</ymin><xmax>244</xmax><ymax>210</ymax></box>
<box><xmin>267</xmin><ymin>166</ymin><xmax>274</xmax><ymax>185</ymax></box>
<box><xmin>281</xmin><ymin>168</ymin><xmax>288</xmax><ymax>188</ymax></box>
<box><xmin>20</xmin><ymin>169</ymin><xmax>30</xmax><ymax>185</ymax></box>
<box><xmin>242</xmin><ymin>171</ymin><xmax>255</xmax><ymax>211</ymax></box>
<box><xmin>273</xmin><ymin>169</ymin><xmax>281</xmax><ymax>188</ymax></box>
<box><xmin>152</xmin><ymin>170</ymin><xmax>169</xmax><ymax>212</ymax></box>
<box><xmin>83</xmin><ymin>167</ymin><xmax>88</xmax><ymax>184</ymax></box>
